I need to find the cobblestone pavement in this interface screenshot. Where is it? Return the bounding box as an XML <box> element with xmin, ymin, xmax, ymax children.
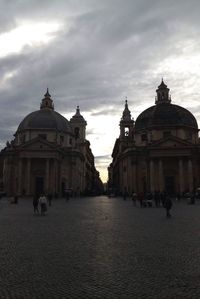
<box><xmin>0</xmin><ymin>196</ymin><xmax>200</xmax><ymax>298</ymax></box>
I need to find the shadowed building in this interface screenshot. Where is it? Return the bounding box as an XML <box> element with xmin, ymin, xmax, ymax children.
<box><xmin>1</xmin><ymin>90</ymin><xmax>102</xmax><ymax>196</ymax></box>
<box><xmin>108</xmin><ymin>80</ymin><xmax>200</xmax><ymax>196</ymax></box>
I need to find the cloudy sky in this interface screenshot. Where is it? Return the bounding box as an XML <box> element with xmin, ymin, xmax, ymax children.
<box><xmin>1</xmin><ymin>0</ymin><xmax>200</xmax><ymax>182</ymax></box>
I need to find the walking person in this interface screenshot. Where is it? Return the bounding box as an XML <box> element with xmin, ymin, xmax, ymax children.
<box><xmin>131</xmin><ymin>191</ymin><xmax>137</xmax><ymax>206</ymax></box>
<box><xmin>33</xmin><ymin>194</ymin><xmax>39</xmax><ymax>214</ymax></box>
<box><xmin>39</xmin><ymin>193</ymin><xmax>47</xmax><ymax>216</ymax></box>
<box><xmin>138</xmin><ymin>192</ymin><xmax>144</xmax><ymax>207</ymax></box>
<box><xmin>47</xmin><ymin>193</ymin><xmax>53</xmax><ymax>206</ymax></box>
<box><xmin>65</xmin><ymin>189</ymin><xmax>70</xmax><ymax>202</ymax></box>
<box><xmin>164</xmin><ymin>195</ymin><xmax>173</xmax><ymax>218</ymax></box>
<box><xmin>154</xmin><ymin>191</ymin><xmax>160</xmax><ymax>207</ymax></box>
<box><xmin>123</xmin><ymin>189</ymin><xmax>128</xmax><ymax>201</ymax></box>
<box><xmin>14</xmin><ymin>194</ymin><xmax>19</xmax><ymax>204</ymax></box>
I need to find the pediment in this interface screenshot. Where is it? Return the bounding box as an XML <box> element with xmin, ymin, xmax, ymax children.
<box><xmin>152</xmin><ymin>136</ymin><xmax>192</xmax><ymax>148</ymax></box>
<box><xmin>19</xmin><ymin>137</ymin><xmax>58</xmax><ymax>151</ymax></box>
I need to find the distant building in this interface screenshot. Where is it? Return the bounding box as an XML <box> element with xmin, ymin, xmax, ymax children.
<box><xmin>0</xmin><ymin>90</ymin><xmax>103</xmax><ymax>196</ymax></box>
<box><xmin>108</xmin><ymin>80</ymin><xmax>200</xmax><ymax>196</ymax></box>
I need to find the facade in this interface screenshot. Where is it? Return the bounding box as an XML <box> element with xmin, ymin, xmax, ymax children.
<box><xmin>108</xmin><ymin>80</ymin><xmax>200</xmax><ymax>196</ymax></box>
<box><xmin>1</xmin><ymin>90</ymin><xmax>103</xmax><ymax>196</ymax></box>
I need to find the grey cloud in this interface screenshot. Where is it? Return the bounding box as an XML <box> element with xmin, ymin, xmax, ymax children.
<box><xmin>0</xmin><ymin>0</ymin><xmax>200</xmax><ymax>149</ymax></box>
<box><xmin>90</xmin><ymin>107</ymin><xmax>121</xmax><ymax>117</ymax></box>
<box><xmin>95</xmin><ymin>154</ymin><xmax>111</xmax><ymax>161</ymax></box>
<box><xmin>95</xmin><ymin>155</ymin><xmax>112</xmax><ymax>167</ymax></box>
<box><xmin>86</xmin><ymin>128</ymin><xmax>95</xmax><ymax>135</ymax></box>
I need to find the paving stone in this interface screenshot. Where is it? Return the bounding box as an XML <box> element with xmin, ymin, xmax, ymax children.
<box><xmin>0</xmin><ymin>196</ymin><xmax>200</xmax><ymax>298</ymax></box>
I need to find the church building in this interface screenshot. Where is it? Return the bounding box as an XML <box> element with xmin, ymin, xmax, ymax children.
<box><xmin>1</xmin><ymin>90</ymin><xmax>102</xmax><ymax>196</ymax></box>
<box><xmin>108</xmin><ymin>80</ymin><xmax>200</xmax><ymax>196</ymax></box>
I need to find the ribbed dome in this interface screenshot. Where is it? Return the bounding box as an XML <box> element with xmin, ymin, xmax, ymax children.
<box><xmin>17</xmin><ymin>109</ymin><xmax>72</xmax><ymax>133</ymax></box>
<box><xmin>135</xmin><ymin>103</ymin><xmax>198</xmax><ymax>130</ymax></box>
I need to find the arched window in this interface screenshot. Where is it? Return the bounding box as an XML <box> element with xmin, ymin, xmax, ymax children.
<box><xmin>125</xmin><ymin>127</ymin><xmax>129</xmax><ymax>136</ymax></box>
<box><xmin>74</xmin><ymin>127</ymin><xmax>80</xmax><ymax>139</ymax></box>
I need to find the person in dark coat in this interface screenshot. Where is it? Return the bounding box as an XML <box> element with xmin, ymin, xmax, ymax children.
<box><xmin>33</xmin><ymin>194</ymin><xmax>39</xmax><ymax>214</ymax></box>
<box><xmin>47</xmin><ymin>193</ymin><xmax>53</xmax><ymax>206</ymax></box>
<box><xmin>123</xmin><ymin>189</ymin><xmax>128</xmax><ymax>201</ymax></box>
<box><xmin>131</xmin><ymin>192</ymin><xmax>137</xmax><ymax>206</ymax></box>
<box><xmin>14</xmin><ymin>194</ymin><xmax>19</xmax><ymax>204</ymax></box>
<box><xmin>164</xmin><ymin>196</ymin><xmax>173</xmax><ymax>218</ymax></box>
<box><xmin>138</xmin><ymin>192</ymin><xmax>144</xmax><ymax>207</ymax></box>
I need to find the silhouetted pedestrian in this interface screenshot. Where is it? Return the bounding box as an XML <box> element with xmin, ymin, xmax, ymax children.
<box><xmin>131</xmin><ymin>192</ymin><xmax>137</xmax><ymax>206</ymax></box>
<box><xmin>123</xmin><ymin>190</ymin><xmax>128</xmax><ymax>200</ymax></box>
<box><xmin>33</xmin><ymin>194</ymin><xmax>39</xmax><ymax>214</ymax></box>
<box><xmin>39</xmin><ymin>194</ymin><xmax>47</xmax><ymax>216</ymax></box>
<box><xmin>188</xmin><ymin>192</ymin><xmax>195</xmax><ymax>205</ymax></box>
<box><xmin>138</xmin><ymin>192</ymin><xmax>144</xmax><ymax>207</ymax></box>
<box><xmin>65</xmin><ymin>191</ymin><xmax>70</xmax><ymax>201</ymax></box>
<box><xmin>47</xmin><ymin>193</ymin><xmax>53</xmax><ymax>206</ymax></box>
<box><xmin>154</xmin><ymin>191</ymin><xmax>160</xmax><ymax>207</ymax></box>
<box><xmin>146</xmin><ymin>192</ymin><xmax>153</xmax><ymax>207</ymax></box>
<box><xmin>14</xmin><ymin>194</ymin><xmax>19</xmax><ymax>204</ymax></box>
<box><xmin>164</xmin><ymin>196</ymin><xmax>173</xmax><ymax>218</ymax></box>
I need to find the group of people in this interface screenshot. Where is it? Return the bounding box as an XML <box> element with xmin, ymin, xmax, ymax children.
<box><xmin>132</xmin><ymin>191</ymin><xmax>167</xmax><ymax>207</ymax></box>
<box><xmin>33</xmin><ymin>193</ymin><xmax>53</xmax><ymax>216</ymax></box>
<box><xmin>128</xmin><ymin>191</ymin><xmax>173</xmax><ymax>218</ymax></box>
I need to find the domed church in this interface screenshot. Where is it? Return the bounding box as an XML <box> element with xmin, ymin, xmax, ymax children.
<box><xmin>1</xmin><ymin>90</ymin><xmax>102</xmax><ymax>196</ymax></box>
<box><xmin>108</xmin><ymin>80</ymin><xmax>200</xmax><ymax>196</ymax></box>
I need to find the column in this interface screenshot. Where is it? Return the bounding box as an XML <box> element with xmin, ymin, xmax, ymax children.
<box><xmin>26</xmin><ymin>158</ymin><xmax>31</xmax><ymax>195</ymax></box>
<box><xmin>58</xmin><ymin>160</ymin><xmax>62</xmax><ymax>195</ymax></box>
<box><xmin>188</xmin><ymin>159</ymin><xmax>193</xmax><ymax>192</ymax></box>
<box><xmin>54</xmin><ymin>159</ymin><xmax>58</xmax><ymax>194</ymax></box>
<box><xmin>18</xmin><ymin>158</ymin><xmax>22</xmax><ymax>194</ymax></box>
<box><xmin>150</xmin><ymin>159</ymin><xmax>155</xmax><ymax>192</ymax></box>
<box><xmin>53</xmin><ymin>159</ymin><xmax>55</xmax><ymax>193</ymax></box>
<box><xmin>3</xmin><ymin>159</ymin><xmax>7</xmax><ymax>193</ymax></box>
<box><xmin>132</xmin><ymin>163</ymin><xmax>137</xmax><ymax>193</ymax></box>
<box><xmin>124</xmin><ymin>160</ymin><xmax>128</xmax><ymax>193</ymax></box>
<box><xmin>158</xmin><ymin>159</ymin><xmax>163</xmax><ymax>192</ymax></box>
<box><xmin>179</xmin><ymin>158</ymin><xmax>184</xmax><ymax>194</ymax></box>
<box><xmin>46</xmin><ymin>158</ymin><xmax>49</xmax><ymax>193</ymax></box>
<box><xmin>119</xmin><ymin>163</ymin><xmax>122</xmax><ymax>192</ymax></box>
<box><xmin>127</xmin><ymin>159</ymin><xmax>130</xmax><ymax>194</ymax></box>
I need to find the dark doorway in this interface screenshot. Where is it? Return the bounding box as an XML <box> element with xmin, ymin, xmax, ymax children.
<box><xmin>35</xmin><ymin>177</ymin><xmax>44</xmax><ymax>195</ymax></box>
<box><xmin>142</xmin><ymin>177</ymin><xmax>147</xmax><ymax>193</ymax></box>
<box><xmin>61</xmin><ymin>182</ymin><xmax>65</xmax><ymax>197</ymax></box>
<box><xmin>165</xmin><ymin>176</ymin><xmax>175</xmax><ymax>195</ymax></box>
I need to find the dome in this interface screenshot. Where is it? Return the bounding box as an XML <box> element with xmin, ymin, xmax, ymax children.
<box><xmin>17</xmin><ymin>109</ymin><xmax>72</xmax><ymax>133</ymax></box>
<box><xmin>135</xmin><ymin>103</ymin><xmax>198</xmax><ymax>130</ymax></box>
<box><xmin>17</xmin><ymin>89</ymin><xmax>73</xmax><ymax>134</ymax></box>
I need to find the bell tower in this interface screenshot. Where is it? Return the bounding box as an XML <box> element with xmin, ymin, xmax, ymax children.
<box><xmin>119</xmin><ymin>99</ymin><xmax>134</xmax><ymax>139</ymax></box>
<box><xmin>155</xmin><ymin>79</ymin><xmax>171</xmax><ymax>105</ymax></box>
<box><xmin>70</xmin><ymin>106</ymin><xmax>87</xmax><ymax>143</ymax></box>
<box><xmin>40</xmin><ymin>88</ymin><xmax>54</xmax><ymax>110</ymax></box>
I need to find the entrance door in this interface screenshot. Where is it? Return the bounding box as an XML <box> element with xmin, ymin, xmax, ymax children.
<box><xmin>35</xmin><ymin>177</ymin><xmax>44</xmax><ymax>195</ymax></box>
<box><xmin>165</xmin><ymin>176</ymin><xmax>175</xmax><ymax>195</ymax></box>
<box><xmin>61</xmin><ymin>182</ymin><xmax>65</xmax><ymax>197</ymax></box>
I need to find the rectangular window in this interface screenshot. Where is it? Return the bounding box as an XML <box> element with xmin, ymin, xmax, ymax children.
<box><xmin>22</xmin><ymin>135</ymin><xmax>26</xmax><ymax>143</ymax></box>
<box><xmin>141</xmin><ymin>134</ymin><xmax>147</xmax><ymax>141</ymax></box>
<box><xmin>186</xmin><ymin>131</ymin><xmax>192</xmax><ymax>140</ymax></box>
<box><xmin>38</xmin><ymin>134</ymin><xmax>47</xmax><ymax>140</ymax></box>
<box><xmin>60</xmin><ymin>136</ymin><xmax>64</xmax><ymax>144</ymax></box>
<box><xmin>163</xmin><ymin>131</ymin><xmax>171</xmax><ymax>138</ymax></box>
